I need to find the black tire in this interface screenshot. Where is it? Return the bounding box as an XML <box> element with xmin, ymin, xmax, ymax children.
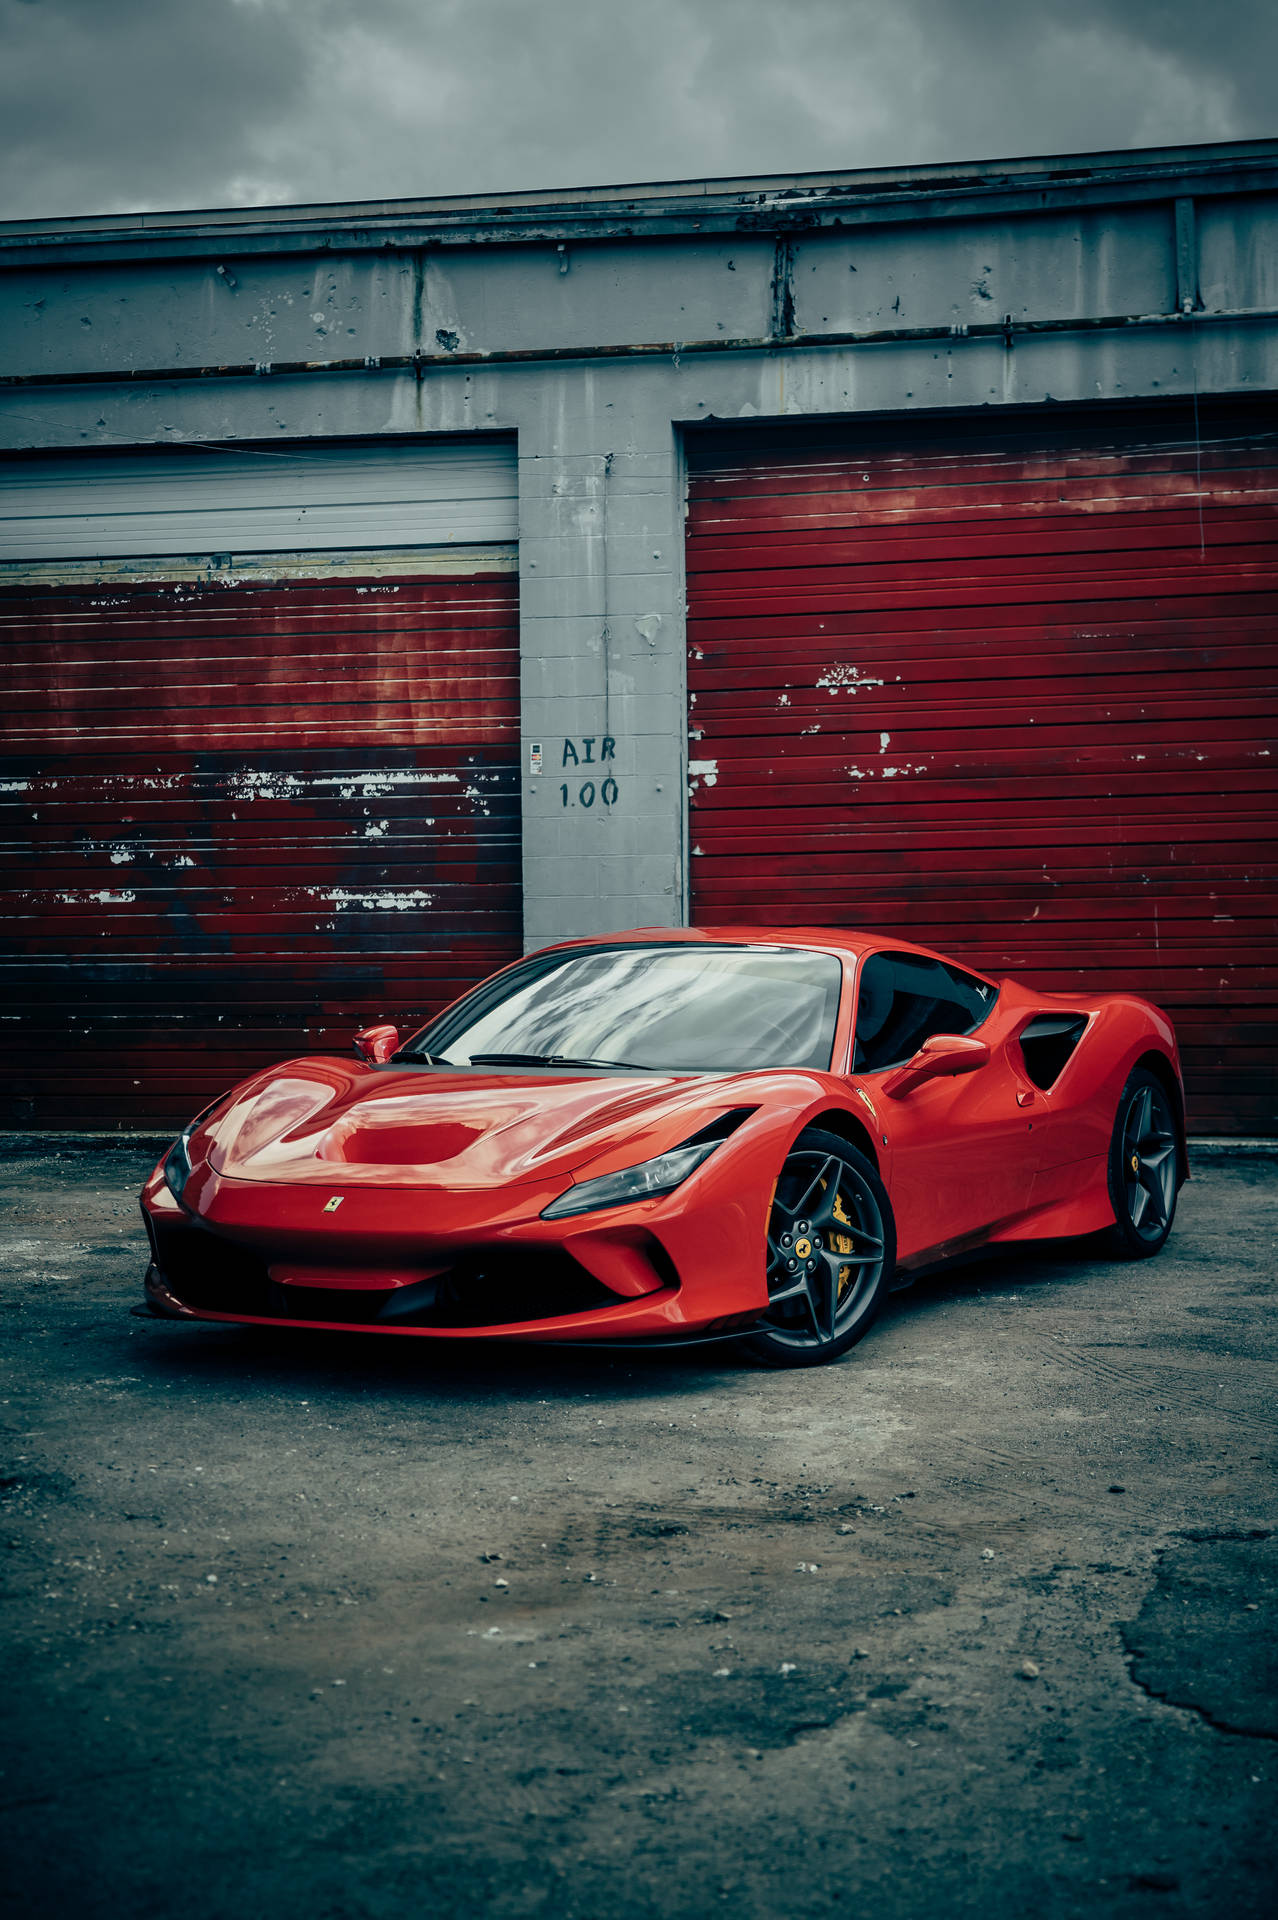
<box><xmin>1105</xmin><ymin>1067</ymin><xmax>1179</xmax><ymax>1258</ymax></box>
<box><xmin>739</xmin><ymin>1128</ymin><xmax>896</xmax><ymax>1368</ymax></box>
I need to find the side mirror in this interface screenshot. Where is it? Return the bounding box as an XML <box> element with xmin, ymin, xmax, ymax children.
<box><xmin>882</xmin><ymin>1032</ymin><xmax>990</xmax><ymax>1100</ymax></box>
<box><xmin>353</xmin><ymin>1023</ymin><xmax>400</xmax><ymax>1065</ymax></box>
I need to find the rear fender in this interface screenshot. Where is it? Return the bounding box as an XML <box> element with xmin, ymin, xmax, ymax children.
<box><xmin>1041</xmin><ymin>1000</ymin><xmax>1183</xmax><ymax>1173</ymax></box>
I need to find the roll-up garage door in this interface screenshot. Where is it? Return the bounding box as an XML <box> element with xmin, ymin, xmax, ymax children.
<box><xmin>686</xmin><ymin>407</ymin><xmax>1278</xmax><ymax>1135</ymax></box>
<box><xmin>0</xmin><ymin>439</ymin><xmax>520</xmax><ymax>1130</ymax></box>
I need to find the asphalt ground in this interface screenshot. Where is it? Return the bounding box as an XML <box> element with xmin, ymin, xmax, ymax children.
<box><xmin>0</xmin><ymin>1142</ymin><xmax>1274</xmax><ymax>1920</ymax></box>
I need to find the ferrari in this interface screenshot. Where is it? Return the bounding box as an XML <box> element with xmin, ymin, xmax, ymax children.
<box><xmin>140</xmin><ymin>928</ymin><xmax>1186</xmax><ymax>1366</ymax></box>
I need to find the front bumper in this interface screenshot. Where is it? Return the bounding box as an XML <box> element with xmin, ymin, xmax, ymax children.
<box><xmin>139</xmin><ymin>1152</ymin><xmax>772</xmax><ymax>1342</ymax></box>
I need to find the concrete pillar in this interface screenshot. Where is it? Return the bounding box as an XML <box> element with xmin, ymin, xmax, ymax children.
<box><xmin>516</xmin><ymin>374</ymin><xmax>686</xmax><ymax>950</ymax></box>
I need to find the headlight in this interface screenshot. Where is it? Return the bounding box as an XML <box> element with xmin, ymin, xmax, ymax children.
<box><xmin>162</xmin><ymin>1127</ymin><xmax>194</xmax><ymax>1203</ymax></box>
<box><xmin>541</xmin><ymin>1138</ymin><xmax>721</xmax><ymax>1220</ymax></box>
<box><xmin>160</xmin><ymin>1092</ymin><xmax>233</xmax><ymax>1205</ymax></box>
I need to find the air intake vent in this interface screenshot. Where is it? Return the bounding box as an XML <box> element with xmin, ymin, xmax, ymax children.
<box><xmin>1018</xmin><ymin>1014</ymin><xmax>1087</xmax><ymax>1091</ymax></box>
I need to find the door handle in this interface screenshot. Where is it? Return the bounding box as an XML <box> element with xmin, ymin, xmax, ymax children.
<box><xmin>1016</xmin><ymin>1088</ymin><xmax>1035</xmax><ymax>1108</ymax></box>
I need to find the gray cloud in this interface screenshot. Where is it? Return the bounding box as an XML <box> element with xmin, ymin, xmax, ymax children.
<box><xmin>0</xmin><ymin>0</ymin><xmax>1272</xmax><ymax>222</ymax></box>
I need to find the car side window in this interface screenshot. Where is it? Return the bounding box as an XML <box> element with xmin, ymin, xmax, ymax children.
<box><xmin>853</xmin><ymin>951</ymin><xmax>996</xmax><ymax>1072</ymax></box>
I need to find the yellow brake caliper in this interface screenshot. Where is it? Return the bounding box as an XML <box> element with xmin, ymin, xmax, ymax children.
<box><xmin>831</xmin><ymin>1186</ymin><xmax>856</xmax><ymax>1297</ymax></box>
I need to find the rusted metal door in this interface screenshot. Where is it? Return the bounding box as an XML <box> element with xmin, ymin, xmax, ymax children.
<box><xmin>1</xmin><ymin>569</ymin><xmax>520</xmax><ymax>1129</ymax></box>
<box><xmin>686</xmin><ymin>406</ymin><xmax>1278</xmax><ymax>1135</ymax></box>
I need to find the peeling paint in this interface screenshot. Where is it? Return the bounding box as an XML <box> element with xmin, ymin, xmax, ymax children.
<box><xmin>54</xmin><ymin>888</ymin><xmax>137</xmax><ymax>905</ymax></box>
<box><xmin>227</xmin><ymin>770</ymin><xmax>304</xmax><ymax>801</ymax></box>
<box><xmin>321</xmin><ymin>886</ymin><xmax>435</xmax><ymax>912</ymax></box>
<box><xmin>316</xmin><ymin>770</ymin><xmax>462</xmax><ymax>800</ymax></box>
<box><xmin>816</xmin><ymin>664</ymin><xmax>886</xmax><ymax>696</ymax></box>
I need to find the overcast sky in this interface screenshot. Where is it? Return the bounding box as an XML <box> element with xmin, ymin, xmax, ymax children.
<box><xmin>1</xmin><ymin>0</ymin><xmax>1273</xmax><ymax>222</ymax></box>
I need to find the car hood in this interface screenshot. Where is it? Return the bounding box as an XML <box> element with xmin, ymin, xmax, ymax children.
<box><xmin>201</xmin><ymin>1055</ymin><xmax>741</xmax><ymax>1189</ymax></box>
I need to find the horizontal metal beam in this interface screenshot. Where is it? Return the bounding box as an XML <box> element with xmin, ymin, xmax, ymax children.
<box><xmin>3</xmin><ymin>305</ymin><xmax>1274</xmax><ymax>392</ymax></box>
<box><xmin>1</xmin><ymin>145</ymin><xmax>1274</xmax><ymax>268</ymax></box>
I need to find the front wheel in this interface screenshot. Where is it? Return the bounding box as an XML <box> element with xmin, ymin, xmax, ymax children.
<box><xmin>1105</xmin><ymin>1068</ymin><xmax>1179</xmax><ymax>1257</ymax></box>
<box><xmin>739</xmin><ymin>1128</ymin><xmax>896</xmax><ymax>1368</ymax></box>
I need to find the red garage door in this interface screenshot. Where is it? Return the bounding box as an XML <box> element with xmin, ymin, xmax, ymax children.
<box><xmin>686</xmin><ymin>406</ymin><xmax>1278</xmax><ymax>1135</ymax></box>
<box><xmin>1</xmin><ymin>570</ymin><xmax>520</xmax><ymax>1130</ymax></box>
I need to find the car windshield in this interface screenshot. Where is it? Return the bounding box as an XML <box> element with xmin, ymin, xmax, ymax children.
<box><xmin>406</xmin><ymin>944</ymin><xmax>844</xmax><ymax>1073</ymax></box>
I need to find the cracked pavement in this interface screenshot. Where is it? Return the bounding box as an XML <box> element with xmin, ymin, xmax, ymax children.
<box><xmin>0</xmin><ymin>1142</ymin><xmax>1274</xmax><ymax>1918</ymax></box>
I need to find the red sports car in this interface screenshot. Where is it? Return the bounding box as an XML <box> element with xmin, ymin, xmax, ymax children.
<box><xmin>140</xmin><ymin>928</ymin><xmax>1185</xmax><ymax>1366</ymax></box>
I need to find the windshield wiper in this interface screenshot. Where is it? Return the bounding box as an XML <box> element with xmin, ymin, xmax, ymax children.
<box><xmin>465</xmin><ymin>1051</ymin><xmax>666</xmax><ymax>1072</ymax></box>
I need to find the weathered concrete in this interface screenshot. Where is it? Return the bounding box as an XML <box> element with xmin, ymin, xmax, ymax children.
<box><xmin>1</xmin><ymin>1146</ymin><xmax>1273</xmax><ymax>1917</ymax></box>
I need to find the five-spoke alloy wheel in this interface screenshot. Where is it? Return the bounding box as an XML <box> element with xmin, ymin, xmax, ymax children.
<box><xmin>741</xmin><ymin>1128</ymin><xmax>896</xmax><ymax>1367</ymax></box>
<box><xmin>1106</xmin><ymin>1068</ymin><xmax>1180</xmax><ymax>1256</ymax></box>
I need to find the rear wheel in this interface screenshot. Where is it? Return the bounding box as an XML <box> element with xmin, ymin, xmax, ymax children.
<box><xmin>1105</xmin><ymin>1068</ymin><xmax>1179</xmax><ymax>1257</ymax></box>
<box><xmin>739</xmin><ymin>1128</ymin><xmax>895</xmax><ymax>1368</ymax></box>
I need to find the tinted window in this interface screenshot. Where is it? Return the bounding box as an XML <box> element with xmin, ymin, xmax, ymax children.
<box><xmin>406</xmin><ymin>944</ymin><xmax>845</xmax><ymax>1074</ymax></box>
<box><xmin>853</xmin><ymin>951</ymin><xmax>996</xmax><ymax>1072</ymax></box>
